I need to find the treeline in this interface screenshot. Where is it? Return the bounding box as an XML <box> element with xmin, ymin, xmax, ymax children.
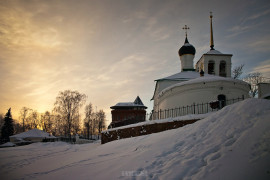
<box><xmin>0</xmin><ymin>90</ymin><xmax>106</xmax><ymax>141</ymax></box>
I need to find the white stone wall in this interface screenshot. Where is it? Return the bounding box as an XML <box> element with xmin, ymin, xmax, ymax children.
<box><xmin>180</xmin><ymin>54</ymin><xmax>195</xmax><ymax>70</ymax></box>
<box><xmin>157</xmin><ymin>80</ymin><xmax>250</xmax><ymax>111</ymax></box>
<box><xmin>153</xmin><ymin>80</ymin><xmax>186</xmax><ymax>112</ymax></box>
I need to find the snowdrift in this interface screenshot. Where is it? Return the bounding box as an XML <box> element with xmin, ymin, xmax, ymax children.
<box><xmin>0</xmin><ymin>98</ymin><xmax>269</xmax><ymax>180</ymax></box>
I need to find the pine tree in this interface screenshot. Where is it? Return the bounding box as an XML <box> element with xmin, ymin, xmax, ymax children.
<box><xmin>1</xmin><ymin>108</ymin><xmax>14</xmax><ymax>142</ymax></box>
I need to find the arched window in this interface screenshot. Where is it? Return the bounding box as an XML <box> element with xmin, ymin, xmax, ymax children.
<box><xmin>218</xmin><ymin>94</ymin><xmax>226</xmax><ymax>108</ymax></box>
<box><xmin>208</xmin><ymin>61</ymin><xmax>215</xmax><ymax>75</ymax></box>
<box><xmin>219</xmin><ymin>61</ymin><xmax>226</xmax><ymax>77</ymax></box>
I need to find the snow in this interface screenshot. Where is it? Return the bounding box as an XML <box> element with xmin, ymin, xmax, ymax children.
<box><xmin>112</xmin><ymin>102</ymin><xmax>145</xmax><ymax>107</ymax></box>
<box><xmin>156</xmin><ymin>71</ymin><xmax>214</xmax><ymax>81</ymax></box>
<box><xmin>205</xmin><ymin>49</ymin><xmax>223</xmax><ymax>54</ymax></box>
<box><xmin>0</xmin><ymin>98</ymin><xmax>270</xmax><ymax>180</ymax></box>
<box><xmin>10</xmin><ymin>129</ymin><xmax>56</xmax><ymax>139</ymax></box>
<box><xmin>159</xmin><ymin>76</ymin><xmax>250</xmax><ymax>96</ymax></box>
<box><xmin>0</xmin><ymin>142</ymin><xmax>15</xmax><ymax>147</ymax></box>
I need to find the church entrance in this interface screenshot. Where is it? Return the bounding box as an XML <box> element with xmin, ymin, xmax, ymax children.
<box><xmin>218</xmin><ymin>94</ymin><xmax>226</xmax><ymax>108</ymax></box>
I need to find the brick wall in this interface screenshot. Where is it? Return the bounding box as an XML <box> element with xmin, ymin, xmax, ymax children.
<box><xmin>101</xmin><ymin>119</ymin><xmax>199</xmax><ymax>144</ymax></box>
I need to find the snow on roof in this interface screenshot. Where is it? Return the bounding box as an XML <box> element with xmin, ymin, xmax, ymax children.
<box><xmin>10</xmin><ymin>129</ymin><xmax>56</xmax><ymax>138</ymax></box>
<box><xmin>159</xmin><ymin>76</ymin><xmax>250</xmax><ymax>96</ymax></box>
<box><xmin>204</xmin><ymin>49</ymin><xmax>233</xmax><ymax>56</ymax></box>
<box><xmin>111</xmin><ymin>102</ymin><xmax>147</xmax><ymax>108</ymax></box>
<box><xmin>205</xmin><ymin>49</ymin><xmax>223</xmax><ymax>54</ymax></box>
<box><xmin>111</xmin><ymin>96</ymin><xmax>147</xmax><ymax>109</ymax></box>
<box><xmin>114</xmin><ymin>102</ymin><xmax>138</xmax><ymax>106</ymax></box>
<box><xmin>156</xmin><ymin>71</ymin><xmax>214</xmax><ymax>81</ymax></box>
<box><xmin>0</xmin><ymin>142</ymin><xmax>16</xmax><ymax>147</ymax></box>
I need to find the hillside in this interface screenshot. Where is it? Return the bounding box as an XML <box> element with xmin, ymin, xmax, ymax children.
<box><xmin>0</xmin><ymin>98</ymin><xmax>270</xmax><ymax>180</ymax></box>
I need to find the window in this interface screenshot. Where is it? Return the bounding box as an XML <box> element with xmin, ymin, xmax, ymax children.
<box><xmin>219</xmin><ymin>61</ymin><xmax>226</xmax><ymax>77</ymax></box>
<box><xmin>208</xmin><ymin>61</ymin><xmax>215</xmax><ymax>75</ymax></box>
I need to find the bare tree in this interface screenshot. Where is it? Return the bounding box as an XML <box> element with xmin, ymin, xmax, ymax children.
<box><xmin>54</xmin><ymin>90</ymin><xmax>86</xmax><ymax>138</ymax></box>
<box><xmin>19</xmin><ymin>107</ymin><xmax>31</xmax><ymax>132</ymax></box>
<box><xmin>40</xmin><ymin>111</ymin><xmax>53</xmax><ymax>133</ymax></box>
<box><xmin>28</xmin><ymin>110</ymin><xmax>40</xmax><ymax>129</ymax></box>
<box><xmin>72</xmin><ymin>112</ymin><xmax>81</xmax><ymax>135</ymax></box>
<box><xmin>232</xmin><ymin>64</ymin><xmax>244</xmax><ymax>79</ymax></box>
<box><xmin>243</xmin><ymin>72</ymin><xmax>265</xmax><ymax>97</ymax></box>
<box><xmin>96</xmin><ymin>110</ymin><xmax>106</xmax><ymax>139</ymax></box>
<box><xmin>84</xmin><ymin>103</ymin><xmax>94</xmax><ymax>139</ymax></box>
<box><xmin>13</xmin><ymin>120</ymin><xmax>23</xmax><ymax>134</ymax></box>
<box><xmin>51</xmin><ymin>113</ymin><xmax>63</xmax><ymax>136</ymax></box>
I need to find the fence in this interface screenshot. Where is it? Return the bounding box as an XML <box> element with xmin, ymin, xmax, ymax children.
<box><xmin>148</xmin><ymin>97</ymin><xmax>245</xmax><ymax>120</ymax></box>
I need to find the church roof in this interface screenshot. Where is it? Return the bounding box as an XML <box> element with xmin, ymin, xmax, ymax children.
<box><xmin>111</xmin><ymin>96</ymin><xmax>147</xmax><ymax>109</ymax></box>
<box><xmin>205</xmin><ymin>49</ymin><xmax>222</xmax><ymax>54</ymax></box>
<box><xmin>155</xmin><ymin>71</ymin><xmax>212</xmax><ymax>81</ymax></box>
<box><xmin>159</xmin><ymin>76</ymin><xmax>250</xmax><ymax>96</ymax></box>
<box><xmin>178</xmin><ymin>37</ymin><xmax>196</xmax><ymax>56</ymax></box>
<box><xmin>134</xmin><ymin>96</ymin><xmax>144</xmax><ymax>106</ymax></box>
<box><xmin>204</xmin><ymin>49</ymin><xmax>232</xmax><ymax>56</ymax></box>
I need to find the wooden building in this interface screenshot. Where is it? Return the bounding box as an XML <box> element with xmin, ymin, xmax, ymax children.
<box><xmin>109</xmin><ymin>96</ymin><xmax>147</xmax><ymax>128</ymax></box>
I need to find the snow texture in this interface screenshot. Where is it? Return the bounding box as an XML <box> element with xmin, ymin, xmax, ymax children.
<box><xmin>0</xmin><ymin>98</ymin><xmax>270</xmax><ymax>180</ymax></box>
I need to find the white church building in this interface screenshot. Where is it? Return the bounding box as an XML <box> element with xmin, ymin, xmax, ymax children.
<box><xmin>151</xmin><ymin>13</ymin><xmax>250</xmax><ymax>118</ymax></box>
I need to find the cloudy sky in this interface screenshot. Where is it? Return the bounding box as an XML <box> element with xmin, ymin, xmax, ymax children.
<box><xmin>1</xmin><ymin>0</ymin><xmax>270</xmax><ymax>122</ymax></box>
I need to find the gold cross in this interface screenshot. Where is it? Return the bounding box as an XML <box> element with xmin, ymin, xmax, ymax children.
<box><xmin>182</xmin><ymin>25</ymin><xmax>190</xmax><ymax>37</ymax></box>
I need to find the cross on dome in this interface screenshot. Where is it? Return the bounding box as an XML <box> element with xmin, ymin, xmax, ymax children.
<box><xmin>182</xmin><ymin>25</ymin><xmax>190</xmax><ymax>38</ymax></box>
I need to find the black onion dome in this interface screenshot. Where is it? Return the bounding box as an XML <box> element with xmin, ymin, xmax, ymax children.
<box><xmin>178</xmin><ymin>37</ymin><xmax>196</xmax><ymax>56</ymax></box>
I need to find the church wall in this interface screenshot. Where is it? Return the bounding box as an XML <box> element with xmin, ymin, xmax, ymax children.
<box><xmin>157</xmin><ymin>81</ymin><xmax>249</xmax><ymax>111</ymax></box>
<box><xmin>180</xmin><ymin>54</ymin><xmax>195</xmax><ymax>70</ymax></box>
<box><xmin>153</xmin><ymin>80</ymin><xmax>187</xmax><ymax>112</ymax></box>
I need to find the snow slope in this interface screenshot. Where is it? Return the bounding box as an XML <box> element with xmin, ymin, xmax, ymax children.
<box><xmin>0</xmin><ymin>98</ymin><xmax>270</xmax><ymax>180</ymax></box>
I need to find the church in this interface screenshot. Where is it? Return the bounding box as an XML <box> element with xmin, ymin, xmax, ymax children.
<box><xmin>151</xmin><ymin>13</ymin><xmax>250</xmax><ymax>119</ymax></box>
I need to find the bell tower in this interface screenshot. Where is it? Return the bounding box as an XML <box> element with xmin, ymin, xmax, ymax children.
<box><xmin>195</xmin><ymin>12</ymin><xmax>232</xmax><ymax>77</ymax></box>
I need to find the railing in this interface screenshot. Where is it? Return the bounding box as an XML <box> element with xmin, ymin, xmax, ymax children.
<box><xmin>148</xmin><ymin>97</ymin><xmax>245</xmax><ymax>120</ymax></box>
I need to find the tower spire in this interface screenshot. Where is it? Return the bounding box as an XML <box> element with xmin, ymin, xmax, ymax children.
<box><xmin>210</xmin><ymin>12</ymin><xmax>215</xmax><ymax>50</ymax></box>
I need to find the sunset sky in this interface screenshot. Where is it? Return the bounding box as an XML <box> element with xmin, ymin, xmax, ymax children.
<box><xmin>1</xmin><ymin>0</ymin><xmax>270</xmax><ymax>123</ymax></box>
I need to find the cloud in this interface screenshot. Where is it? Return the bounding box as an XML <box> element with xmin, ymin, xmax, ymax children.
<box><xmin>248</xmin><ymin>37</ymin><xmax>270</xmax><ymax>52</ymax></box>
<box><xmin>252</xmin><ymin>59</ymin><xmax>270</xmax><ymax>77</ymax></box>
<box><xmin>246</xmin><ymin>8</ymin><xmax>270</xmax><ymax>21</ymax></box>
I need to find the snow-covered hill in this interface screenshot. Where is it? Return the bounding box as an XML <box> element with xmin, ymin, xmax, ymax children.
<box><xmin>1</xmin><ymin>98</ymin><xmax>270</xmax><ymax>180</ymax></box>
